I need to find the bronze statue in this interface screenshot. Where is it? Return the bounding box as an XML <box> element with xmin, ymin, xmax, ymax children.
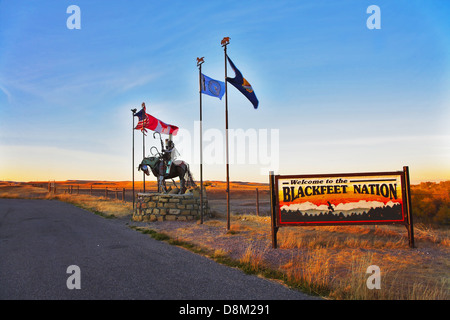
<box><xmin>138</xmin><ymin>133</ymin><xmax>196</xmax><ymax>194</ymax></box>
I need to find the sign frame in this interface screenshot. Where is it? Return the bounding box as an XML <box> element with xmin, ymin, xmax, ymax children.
<box><xmin>269</xmin><ymin>166</ymin><xmax>415</xmax><ymax>248</ymax></box>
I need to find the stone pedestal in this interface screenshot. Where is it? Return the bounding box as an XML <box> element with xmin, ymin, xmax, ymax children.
<box><xmin>132</xmin><ymin>191</ymin><xmax>209</xmax><ymax>222</ymax></box>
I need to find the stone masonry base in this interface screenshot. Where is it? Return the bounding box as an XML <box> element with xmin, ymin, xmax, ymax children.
<box><xmin>132</xmin><ymin>192</ymin><xmax>209</xmax><ymax>222</ymax></box>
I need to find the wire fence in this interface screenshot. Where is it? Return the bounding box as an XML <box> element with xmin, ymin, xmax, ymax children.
<box><xmin>31</xmin><ymin>182</ymin><xmax>267</xmax><ymax>216</ymax></box>
<box><xmin>32</xmin><ymin>182</ymin><xmax>159</xmax><ymax>203</ymax></box>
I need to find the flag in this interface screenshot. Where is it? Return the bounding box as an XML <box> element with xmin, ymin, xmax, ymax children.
<box><xmin>134</xmin><ymin>106</ymin><xmax>179</xmax><ymax>136</ymax></box>
<box><xmin>134</xmin><ymin>106</ymin><xmax>149</xmax><ymax>134</ymax></box>
<box><xmin>201</xmin><ymin>73</ymin><xmax>225</xmax><ymax>99</ymax></box>
<box><xmin>226</xmin><ymin>56</ymin><xmax>259</xmax><ymax>109</ymax></box>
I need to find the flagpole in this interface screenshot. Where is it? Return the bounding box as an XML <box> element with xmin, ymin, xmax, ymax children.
<box><xmin>143</xmin><ymin>129</ymin><xmax>146</xmax><ymax>193</ymax></box>
<box><xmin>222</xmin><ymin>37</ymin><xmax>231</xmax><ymax>231</ymax></box>
<box><xmin>131</xmin><ymin>108</ymin><xmax>137</xmax><ymax>212</ymax></box>
<box><xmin>142</xmin><ymin>103</ymin><xmax>146</xmax><ymax>193</ymax></box>
<box><xmin>197</xmin><ymin>57</ymin><xmax>205</xmax><ymax>224</ymax></box>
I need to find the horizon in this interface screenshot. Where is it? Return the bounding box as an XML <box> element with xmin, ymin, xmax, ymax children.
<box><xmin>1</xmin><ymin>1</ymin><xmax>449</xmax><ymax>184</ymax></box>
<box><xmin>3</xmin><ymin>178</ymin><xmax>449</xmax><ymax>187</ymax></box>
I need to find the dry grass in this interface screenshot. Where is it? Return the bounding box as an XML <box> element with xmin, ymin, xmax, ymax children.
<box><xmin>0</xmin><ymin>183</ymin><xmax>132</xmax><ymax>218</ymax></box>
<box><xmin>0</xmin><ymin>184</ymin><xmax>49</xmax><ymax>199</ymax></box>
<box><xmin>2</xmin><ymin>182</ymin><xmax>449</xmax><ymax>300</ymax></box>
<box><xmin>150</xmin><ymin>213</ymin><xmax>450</xmax><ymax>300</ymax></box>
<box><xmin>51</xmin><ymin>194</ymin><xmax>133</xmax><ymax>218</ymax></box>
<box><xmin>240</xmin><ymin>242</ymin><xmax>267</xmax><ymax>271</ymax></box>
<box><xmin>278</xmin><ymin>225</ymin><xmax>410</xmax><ymax>250</ymax></box>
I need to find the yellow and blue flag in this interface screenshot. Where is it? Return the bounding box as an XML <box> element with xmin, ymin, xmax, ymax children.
<box><xmin>226</xmin><ymin>56</ymin><xmax>258</xmax><ymax>109</ymax></box>
<box><xmin>201</xmin><ymin>73</ymin><xmax>225</xmax><ymax>100</ymax></box>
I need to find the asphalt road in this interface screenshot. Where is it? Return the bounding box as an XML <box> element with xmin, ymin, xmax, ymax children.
<box><xmin>0</xmin><ymin>199</ymin><xmax>317</xmax><ymax>300</ymax></box>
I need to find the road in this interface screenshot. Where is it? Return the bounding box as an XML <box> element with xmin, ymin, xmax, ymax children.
<box><xmin>0</xmin><ymin>199</ymin><xmax>317</xmax><ymax>300</ymax></box>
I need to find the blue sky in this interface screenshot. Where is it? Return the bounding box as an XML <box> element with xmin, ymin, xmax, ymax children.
<box><xmin>0</xmin><ymin>0</ymin><xmax>449</xmax><ymax>183</ymax></box>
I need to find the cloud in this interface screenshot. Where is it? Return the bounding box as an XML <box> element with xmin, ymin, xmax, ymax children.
<box><xmin>0</xmin><ymin>84</ymin><xmax>12</xmax><ymax>103</ymax></box>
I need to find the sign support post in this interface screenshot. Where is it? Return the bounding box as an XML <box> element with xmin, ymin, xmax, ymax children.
<box><xmin>403</xmin><ymin>166</ymin><xmax>415</xmax><ymax>248</ymax></box>
<box><xmin>269</xmin><ymin>171</ymin><xmax>279</xmax><ymax>249</ymax></box>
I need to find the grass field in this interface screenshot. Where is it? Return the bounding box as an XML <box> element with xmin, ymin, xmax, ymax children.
<box><xmin>1</xmin><ymin>180</ymin><xmax>448</xmax><ymax>300</ymax></box>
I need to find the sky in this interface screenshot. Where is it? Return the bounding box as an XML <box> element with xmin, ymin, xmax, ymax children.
<box><xmin>0</xmin><ymin>0</ymin><xmax>449</xmax><ymax>184</ymax></box>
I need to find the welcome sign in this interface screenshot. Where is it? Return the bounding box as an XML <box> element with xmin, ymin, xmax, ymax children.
<box><xmin>269</xmin><ymin>168</ymin><xmax>415</xmax><ymax>248</ymax></box>
<box><xmin>277</xmin><ymin>172</ymin><xmax>405</xmax><ymax>225</ymax></box>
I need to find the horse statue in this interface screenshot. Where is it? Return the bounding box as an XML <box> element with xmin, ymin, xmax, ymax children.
<box><xmin>138</xmin><ymin>149</ymin><xmax>196</xmax><ymax>194</ymax></box>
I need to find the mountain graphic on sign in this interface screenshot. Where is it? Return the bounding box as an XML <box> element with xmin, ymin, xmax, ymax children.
<box><xmin>281</xmin><ymin>200</ymin><xmax>400</xmax><ymax>213</ymax></box>
<box><xmin>280</xmin><ymin>200</ymin><xmax>404</xmax><ymax>222</ymax></box>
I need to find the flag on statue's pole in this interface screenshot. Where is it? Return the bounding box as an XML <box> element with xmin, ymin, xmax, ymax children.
<box><xmin>134</xmin><ymin>106</ymin><xmax>179</xmax><ymax>136</ymax></box>
<box><xmin>134</xmin><ymin>105</ymin><xmax>149</xmax><ymax>134</ymax></box>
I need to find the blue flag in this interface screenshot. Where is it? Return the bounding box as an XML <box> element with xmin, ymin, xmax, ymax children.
<box><xmin>226</xmin><ymin>56</ymin><xmax>258</xmax><ymax>109</ymax></box>
<box><xmin>201</xmin><ymin>73</ymin><xmax>225</xmax><ymax>100</ymax></box>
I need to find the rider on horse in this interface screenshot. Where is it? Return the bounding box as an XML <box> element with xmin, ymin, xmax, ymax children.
<box><xmin>138</xmin><ymin>133</ymin><xmax>195</xmax><ymax>194</ymax></box>
<box><xmin>159</xmin><ymin>136</ymin><xmax>178</xmax><ymax>177</ymax></box>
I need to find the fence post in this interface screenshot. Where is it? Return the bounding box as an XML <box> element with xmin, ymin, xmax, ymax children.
<box><xmin>256</xmin><ymin>187</ymin><xmax>260</xmax><ymax>216</ymax></box>
<box><xmin>105</xmin><ymin>187</ymin><xmax>108</xmax><ymax>199</ymax></box>
<box><xmin>90</xmin><ymin>185</ymin><xmax>92</xmax><ymax>196</ymax></box>
<box><xmin>122</xmin><ymin>188</ymin><xmax>125</xmax><ymax>202</ymax></box>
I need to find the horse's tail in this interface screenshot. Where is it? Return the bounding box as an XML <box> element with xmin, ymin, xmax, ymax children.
<box><xmin>185</xmin><ymin>164</ymin><xmax>197</xmax><ymax>188</ymax></box>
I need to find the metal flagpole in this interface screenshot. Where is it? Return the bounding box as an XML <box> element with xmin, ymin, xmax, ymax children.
<box><xmin>131</xmin><ymin>108</ymin><xmax>137</xmax><ymax>212</ymax></box>
<box><xmin>142</xmin><ymin>103</ymin><xmax>146</xmax><ymax>193</ymax></box>
<box><xmin>221</xmin><ymin>37</ymin><xmax>230</xmax><ymax>230</ymax></box>
<box><xmin>143</xmin><ymin>128</ymin><xmax>146</xmax><ymax>193</ymax></box>
<box><xmin>197</xmin><ymin>57</ymin><xmax>205</xmax><ymax>224</ymax></box>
